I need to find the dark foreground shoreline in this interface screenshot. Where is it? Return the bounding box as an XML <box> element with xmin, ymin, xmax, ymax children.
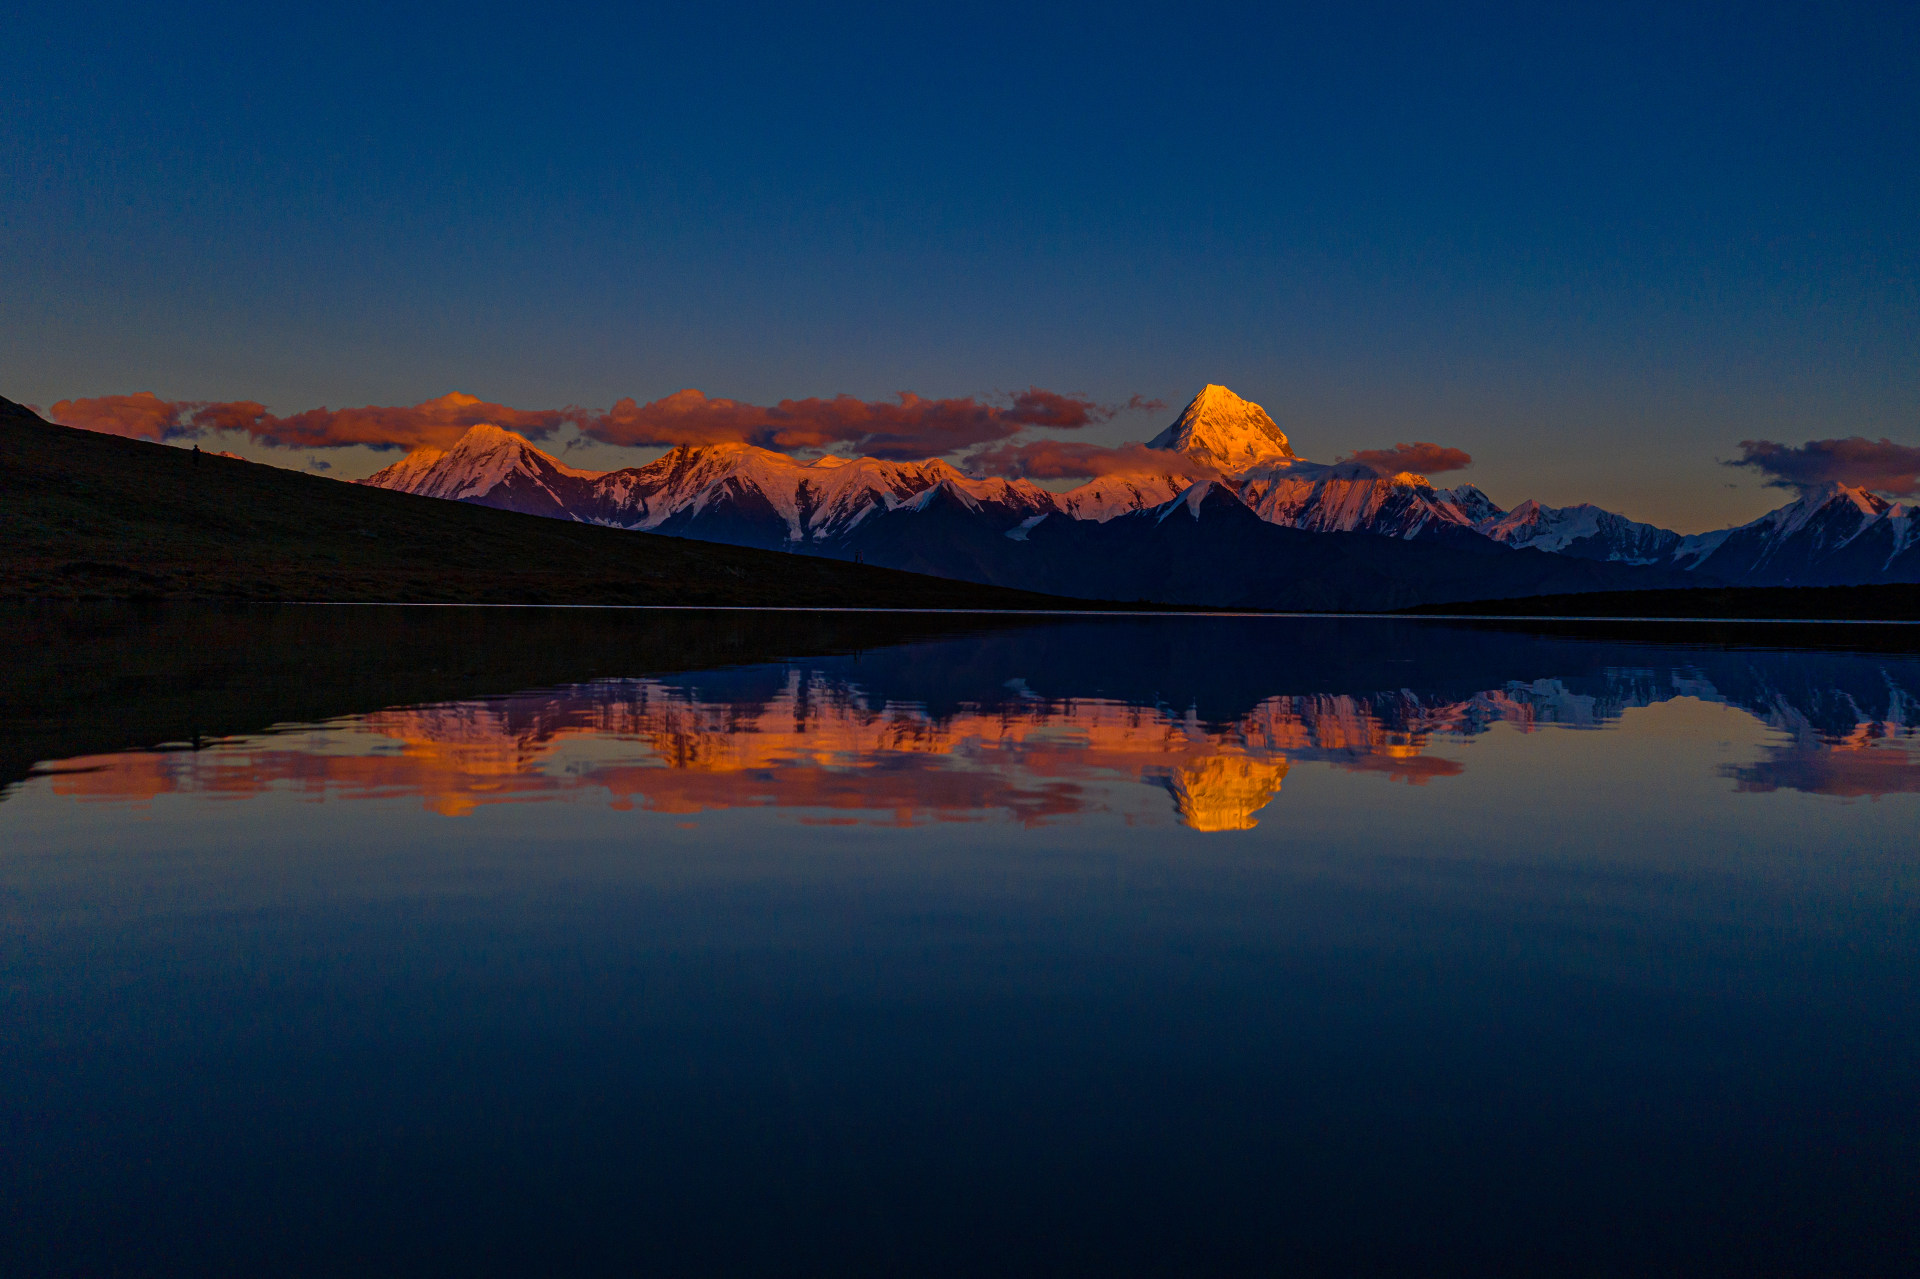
<box><xmin>6</xmin><ymin>601</ymin><xmax>1916</xmax><ymax>797</ymax></box>
<box><xmin>1402</xmin><ymin>583</ymin><xmax>1919</xmax><ymax>622</ymax></box>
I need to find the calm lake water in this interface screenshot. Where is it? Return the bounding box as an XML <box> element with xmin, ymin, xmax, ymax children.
<box><xmin>2</xmin><ymin>606</ymin><xmax>1916</xmax><ymax>1276</ymax></box>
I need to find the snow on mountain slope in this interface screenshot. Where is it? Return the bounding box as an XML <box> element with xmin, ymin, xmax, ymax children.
<box><xmin>363</xmin><ymin>445</ymin><xmax>449</xmax><ymax>491</ymax></box>
<box><xmin>1145</xmin><ymin>384</ymin><xmax>1295</xmax><ymax>470</ymax></box>
<box><xmin>1670</xmin><ymin>528</ymin><xmax>1734</xmax><ymax>572</ymax></box>
<box><xmin>1135</xmin><ymin>385</ymin><xmax>1487</xmax><ymax>540</ymax></box>
<box><xmin>1680</xmin><ymin>482</ymin><xmax>1918</xmax><ymax>584</ymax></box>
<box><xmin>1056</xmin><ymin>469</ymin><xmax>1196</xmax><ymax>521</ymax></box>
<box><xmin>1476</xmin><ymin>500</ymin><xmax>1684</xmax><ymax>565</ymax></box>
<box><xmin>1159</xmin><ymin>479</ymin><xmax>1240</xmax><ymax>523</ymax></box>
<box><xmin>365</xmin><ymin>396</ymin><xmax>1478</xmax><ymax>546</ymax></box>
<box><xmin>1887</xmin><ymin>506</ymin><xmax>1916</xmax><ymax>559</ymax></box>
<box><xmin>897</xmin><ymin>477</ymin><xmax>983</xmax><ymax>515</ymax></box>
<box><xmin>365</xmin><ymin>428</ymin><xmax>1057</xmax><ymax>544</ymax></box>
<box><xmin>1771</xmin><ymin>482</ymin><xmax>1888</xmax><ymax>541</ymax></box>
<box><xmin>1438</xmin><ymin>485</ymin><xmax>1504</xmax><ymax>524</ymax></box>
<box><xmin>356</xmin><ymin>390</ymin><xmax>1920</xmax><ymax>588</ymax></box>
<box><xmin>609</xmin><ymin>443</ymin><xmax>1060</xmax><ymax>543</ymax></box>
<box><xmin>362</xmin><ymin>425</ymin><xmax>618</xmax><ymax>520</ymax></box>
<box><xmin>1465</xmin><ymin>483</ymin><xmax>1917</xmax><ymax>581</ymax></box>
<box><xmin>1236</xmin><ymin>460</ymin><xmax>1480</xmax><ymax>539</ymax></box>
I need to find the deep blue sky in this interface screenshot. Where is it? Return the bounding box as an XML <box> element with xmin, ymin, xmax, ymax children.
<box><xmin>5</xmin><ymin>1</ymin><xmax>1916</xmax><ymax>529</ymax></box>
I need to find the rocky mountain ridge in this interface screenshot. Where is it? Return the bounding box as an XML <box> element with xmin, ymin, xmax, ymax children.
<box><xmin>362</xmin><ymin>385</ymin><xmax>1920</xmax><ymax>593</ymax></box>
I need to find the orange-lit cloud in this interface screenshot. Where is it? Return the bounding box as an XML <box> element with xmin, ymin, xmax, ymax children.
<box><xmin>1013</xmin><ymin>390</ymin><xmax>1162</xmax><ymax>425</ymax></box>
<box><xmin>47</xmin><ymin>392</ymin><xmax>192</xmax><ymax>442</ymax></box>
<box><xmin>1727</xmin><ymin>437</ymin><xmax>1920</xmax><ymax>496</ymax></box>
<box><xmin>1337</xmin><ymin>442</ymin><xmax>1474</xmax><ymax>477</ymax></box>
<box><xmin>46</xmin><ymin>387</ymin><xmax>1158</xmax><ymax>460</ymax></box>
<box><xmin>582</xmin><ymin>388</ymin><xmax>1138</xmax><ymax>459</ymax></box>
<box><xmin>254</xmin><ymin>394</ymin><xmax>580</xmax><ymax>450</ymax></box>
<box><xmin>964</xmin><ymin>439</ymin><xmax>1215</xmax><ymax>481</ymax></box>
<box><xmin>214</xmin><ymin>393</ymin><xmax>575</xmax><ymax>451</ymax></box>
<box><xmin>50</xmin><ymin>392</ymin><xmax>578</xmax><ymax>452</ymax></box>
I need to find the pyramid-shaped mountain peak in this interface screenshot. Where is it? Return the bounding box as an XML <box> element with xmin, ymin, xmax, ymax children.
<box><xmin>1145</xmin><ymin>385</ymin><xmax>1294</xmax><ymax>471</ymax></box>
<box><xmin>382</xmin><ymin>421</ymin><xmax>611</xmax><ymax>487</ymax></box>
<box><xmin>450</xmin><ymin>422</ymin><xmax>532</xmax><ymax>451</ymax></box>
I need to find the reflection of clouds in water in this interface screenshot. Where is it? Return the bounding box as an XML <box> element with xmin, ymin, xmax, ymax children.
<box><xmin>31</xmin><ymin>665</ymin><xmax>1920</xmax><ymax>829</ymax></box>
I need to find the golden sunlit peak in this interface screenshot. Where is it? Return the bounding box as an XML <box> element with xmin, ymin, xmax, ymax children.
<box><xmin>1146</xmin><ymin>384</ymin><xmax>1295</xmax><ymax>470</ymax></box>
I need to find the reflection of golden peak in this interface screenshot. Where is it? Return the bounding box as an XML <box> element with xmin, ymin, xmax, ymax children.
<box><xmin>1165</xmin><ymin>754</ymin><xmax>1290</xmax><ymax>832</ymax></box>
<box><xmin>40</xmin><ymin>681</ymin><xmax>1517</xmax><ymax>823</ymax></box>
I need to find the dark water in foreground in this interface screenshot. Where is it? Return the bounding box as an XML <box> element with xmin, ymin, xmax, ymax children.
<box><xmin>2</xmin><ymin>606</ymin><xmax>1916</xmax><ymax>1276</ymax></box>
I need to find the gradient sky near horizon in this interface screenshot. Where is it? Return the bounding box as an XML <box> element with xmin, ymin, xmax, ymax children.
<box><xmin>4</xmin><ymin>1</ymin><xmax>1916</xmax><ymax>532</ymax></box>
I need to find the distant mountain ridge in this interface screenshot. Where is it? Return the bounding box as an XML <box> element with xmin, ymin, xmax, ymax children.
<box><xmin>362</xmin><ymin>384</ymin><xmax>1511</xmax><ymax>544</ymax></box>
<box><xmin>1671</xmin><ymin>482</ymin><xmax>1916</xmax><ymax>585</ymax></box>
<box><xmin>0</xmin><ymin>394</ymin><xmax>1083</xmax><ymax>610</ymax></box>
<box><xmin>361</xmin><ymin>384</ymin><xmax>1920</xmax><ymax>602</ymax></box>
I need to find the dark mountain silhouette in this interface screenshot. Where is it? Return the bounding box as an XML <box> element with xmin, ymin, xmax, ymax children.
<box><xmin>842</xmin><ymin>480</ymin><xmax>1698</xmax><ymax>610</ymax></box>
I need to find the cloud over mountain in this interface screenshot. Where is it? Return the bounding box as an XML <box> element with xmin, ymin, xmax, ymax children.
<box><xmin>1728</xmin><ymin>437</ymin><xmax>1920</xmax><ymax>496</ymax></box>
<box><xmin>50</xmin><ymin>392</ymin><xmax>575</xmax><ymax>451</ymax></box>
<box><xmin>582</xmin><ymin>388</ymin><xmax>1137</xmax><ymax>459</ymax></box>
<box><xmin>1337</xmin><ymin>442</ymin><xmax>1473</xmax><ymax>477</ymax></box>
<box><xmin>197</xmin><ymin>394</ymin><xmax>578</xmax><ymax>451</ymax></box>
<box><xmin>51</xmin><ymin>386</ymin><xmax>1151</xmax><ymax>461</ymax></box>
<box><xmin>47</xmin><ymin>392</ymin><xmax>192</xmax><ymax>442</ymax></box>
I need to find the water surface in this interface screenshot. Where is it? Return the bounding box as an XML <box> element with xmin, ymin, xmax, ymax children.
<box><xmin>3</xmin><ymin>607</ymin><xmax>1916</xmax><ymax>1276</ymax></box>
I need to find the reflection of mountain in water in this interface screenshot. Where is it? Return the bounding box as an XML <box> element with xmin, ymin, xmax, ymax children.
<box><xmin>35</xmin><ymin>619</ymin><xmax>1919</xmax><ymax>830</ymax></box>
<box><xmin>1165</xmin><ymin>756</ymin><xmax>1291</xmax><ymax>832</ymax></box>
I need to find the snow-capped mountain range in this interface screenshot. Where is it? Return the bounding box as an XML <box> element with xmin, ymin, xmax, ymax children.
<box><xmin>364</xmin><ymin>384</ymin><xmax>1920</xmax><ymax>599</ymax></box>
<box><xmin>368</xmin><ymin>425</ymin><xmax>1059</xmax><ymax>542</ymax></box>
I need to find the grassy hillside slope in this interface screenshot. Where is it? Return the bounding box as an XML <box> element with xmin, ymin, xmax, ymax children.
<box><xmin>0</xmin><ymin>398</ymin><xmax>1088</xmax><ymax>608</ymax></box>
